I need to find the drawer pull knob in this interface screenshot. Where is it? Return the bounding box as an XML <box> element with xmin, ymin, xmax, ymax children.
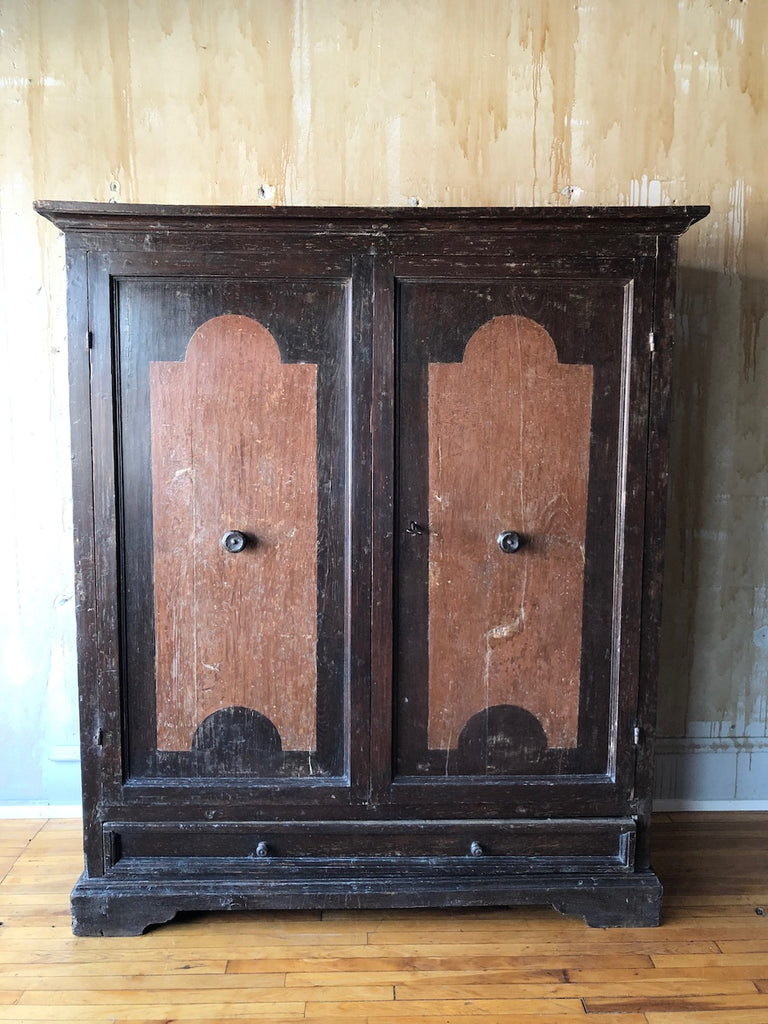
<box><xmin>222</xmin><ymin>530</ymin><xmax>247</xmax><ymax>553</ymax></box>
<box><xmin>470</xmin><ymin>841</ymin><xmax>484</xmax><ymax>857</ymax></box>
<box><xmin>255</xmin><ymin>841</ymin><xmax>270</xmax><ymax>858</ymax></box>
<box><xmin>497</xmin><ymin>530</ymin><xmax>522</xmax><ymax>553</ymax></box>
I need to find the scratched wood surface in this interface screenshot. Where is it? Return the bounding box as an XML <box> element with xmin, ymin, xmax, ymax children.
<box><xmin>150</xmin><ymin>314</ymin><xmax>318</xmax><ymax>752</ymax></box>
<box><xmin>427</xmin><ymin>316</ymin><xmax>593</xmax><ymax>751</ymax></box>
<box><xmin>1</xmin><ymin>813</ymin><xmax>767</xmax><ymax>1022</ymax></box>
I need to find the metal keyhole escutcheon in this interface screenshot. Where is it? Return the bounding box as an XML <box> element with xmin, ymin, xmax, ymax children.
<box><xmin>222</xmin><ymin>530</ymin><xmax>247</xmax><ymax>553</ymax></box>
<box><xmin>405</xmin><ymin>520</ymin><xmax>425</xmax><ymax>536</ymax></box>
<box><xmin>497</xmin><ymin>530</ymin><xmax>522</xmax><ymax>554</ymax></box>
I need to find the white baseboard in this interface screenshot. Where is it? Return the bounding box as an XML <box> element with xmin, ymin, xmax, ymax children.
<box><xmin>0</xmin><ymin>805</ymin><xmax>82</xmax><ymax>819</ymax></box>
<box><xmin>653</xmin><ymin>799</ymin><xmax>768</xmax><ymax>812</ymax></box>
<box><xmin>654</xmin><ymin>736</ymin><xmax>768</xmax><ymax>804</ymax></box>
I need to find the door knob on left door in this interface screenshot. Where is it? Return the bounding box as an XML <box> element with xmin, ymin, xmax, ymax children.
<box><xmin>497</xmin><ymin>530</ymin><xmax>522</xmax><ymax>553</ymax></box>
<box><xmin>222</xmin><ymin>530</ymin><xmax>247</xmax><ymax>553</ymax></box>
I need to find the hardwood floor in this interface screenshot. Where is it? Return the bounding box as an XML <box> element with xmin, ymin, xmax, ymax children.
<box><xmin>1</xmin><ymin>813</ymin><xmax>767</xmax><ymax>1023</ymax></box>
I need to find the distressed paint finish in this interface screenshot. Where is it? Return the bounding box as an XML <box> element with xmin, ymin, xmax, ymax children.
<box><xmin>2</xmin><ymin>0</ymin><xmax>766</xmax><ymax>804</ymax></box>
<box><xmin>150</xmin><ymin>315</ymin><xmax>318</xmax><ymax>752</ymax></box>
<box><xmin>427</xmin><ymin>317</ymin><xmax>593</xmax><ymax>751</ymax></box>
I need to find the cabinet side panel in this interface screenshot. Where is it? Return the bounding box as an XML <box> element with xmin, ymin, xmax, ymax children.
<box><xmin>67</xmin><ymin>247</ymin><xmax>104</xmax><ymax>873</ymax></box>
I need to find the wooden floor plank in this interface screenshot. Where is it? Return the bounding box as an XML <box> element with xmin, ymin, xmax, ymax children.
<box><xmin>0</xmin><ymin>958</ymin><xmax>230</xmax><ymax>976</ymax></box>
<box><xmin>303</xmin><ymin>997</ymin><xmax>587</xmax><ymax>1018</ymax></box>
<box><xmin>228</xmin><ymin>951</ymin><xmax>658</xmax><ymax>972</ymax></box>
<box><xmin>286</xmin><ymin>967</ymin><xmax>568</xmax><ymax>987</ymax></box>
<box><xmin>396</xmin><ymin>977</ymin><xmax>758</xmax><ymax>1000</ymax></box>
<box><xmin>569</xmin><ymin>964</ymin><xmax>768</xmax><ymax>982</ymax></box>
<box><xmin>0</xmin><ymin>1005</ymin><xmax>307</xmax><ymax>1021</ymax></box>
<box><xmin>646</xmin><ymin>1014</ymin><xmax>768</xmax><ymax>1024</ymax></box>
<box><xmin>718</xmin><ymin>939</ymin><xmax>768</xmax><ymax>953</ymax></box>
<box><xmin>16</xmin><ymin>983</ymin><xmax>392</xmax><ymax>1004</ymax></box>
<box><xmin>652</xmin><ymin>953</ymin><xmax>768</xmax><ymax>969</ymax></box>
<box><xmin>228</xmin><ymin>942</ymin><xmax>708</xmax><ymax>964</ymax></box>
<box><xmin>584</xmin><ymin>992</ymin><xmax>768</xmax><ymax>1014</ymax></box>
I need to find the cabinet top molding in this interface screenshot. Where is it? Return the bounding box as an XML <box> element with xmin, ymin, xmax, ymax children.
<box><xmin>34</xmin><ymin>201</ymin><xmax>709</xmax><ymax>238</ymax></box>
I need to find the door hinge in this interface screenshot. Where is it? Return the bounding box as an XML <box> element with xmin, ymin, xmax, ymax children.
<box><xmin>633</xmin><ymin>724</ymin><xmax>642</xmax><ymax>747</ymax></box>
<box><xmin>86</xmin><ymin>329</ymin><xmax>93</xmax><ymax>351</ymax></box>
<box><xmin>648</xmin><ymin>331</ymin><xmax>657</xmax><ymax>354</ymax></box>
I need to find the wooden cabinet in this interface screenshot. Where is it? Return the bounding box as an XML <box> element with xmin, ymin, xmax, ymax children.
<box><xmin>36</xmin><ymin>202</ymin><xmax>708</xmax><ymax>935</ymax></box>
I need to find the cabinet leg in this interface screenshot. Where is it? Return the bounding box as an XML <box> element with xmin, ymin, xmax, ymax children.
<box><xmin>549</xmin><ymin>874</ymin><xmax>663</xmax><ymax>928</ymax></box>
<box><xmin>71</xmin><ymin>876</ymin><xmax>179</xmax><ymax>937</ymax></box>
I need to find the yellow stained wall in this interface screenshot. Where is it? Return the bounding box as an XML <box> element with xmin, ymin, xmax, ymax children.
<box><xmin>0</xmin><ymin>0</ymin><xmax>766</xmax><ymax>802</ymax></box>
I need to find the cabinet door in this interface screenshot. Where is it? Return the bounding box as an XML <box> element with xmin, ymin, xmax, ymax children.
<box><xmin>389</xmin><ymin>258</ymin><xmax>655</xmax><ymax>816</ymax></box>
<box><xmin>87</xmin><ymin>250</ymin><xmax>364</xmax><ymax>804</ymax></box>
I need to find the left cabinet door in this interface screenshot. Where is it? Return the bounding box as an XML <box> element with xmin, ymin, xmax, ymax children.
<box><xmin>83</xmin><ymin>249</ymin><xmax>361</xmax><ymax>837</ymax></box>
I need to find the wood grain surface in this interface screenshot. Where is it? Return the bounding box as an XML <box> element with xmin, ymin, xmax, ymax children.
<box><xmin>150</xmin><ymin>314</ymin><xmax>318</xmax><ymax>752</ymax></box>
<box><xmin>427</xmin><ymin>316</ymin><xmax>593</xmax><ymax>751</ymax></box>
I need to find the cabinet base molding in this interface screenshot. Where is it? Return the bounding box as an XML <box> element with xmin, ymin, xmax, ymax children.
<box><xmin>71</xmin><ymin>868</ymin><xmax>662</xmax><ymax>936</ymax></box>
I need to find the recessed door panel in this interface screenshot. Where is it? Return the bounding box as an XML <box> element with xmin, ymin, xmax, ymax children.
<box><xmin>426</xmin><ymin>315</ymin><xmax>593</xmax><ymax>757</ymax></box>
<box><xmin>150</xmin><ymin>315</ymin><xmax>318</xmax><ymax>755</ymax></box>
<box><xmin>113</xmin><ymin>271</ymin><xmax>351</xmax><ymax>781</ymax></box>
<box><xmin>395</xmin><ymin>273</ymin><xmax>644</xmax><ymax>785</ymax></box>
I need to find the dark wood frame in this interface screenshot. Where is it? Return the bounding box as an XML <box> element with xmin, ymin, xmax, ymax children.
<box><xmin>35</xmin><ymin>202</ymin><xmax>708</xmax><ymax>935</ymax></box>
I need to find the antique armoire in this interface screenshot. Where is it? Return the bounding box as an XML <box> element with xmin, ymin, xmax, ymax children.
<box><xmin>36</xmin><ymin>201</ymin><xmax>708</xmax><ymax>935</ymax></box>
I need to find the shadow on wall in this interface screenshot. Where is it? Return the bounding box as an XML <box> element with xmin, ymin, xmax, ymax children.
<box><xmin>659</xmin><ymin>262</ymin><xmax>768</xmax><ymax>740</ymax></box>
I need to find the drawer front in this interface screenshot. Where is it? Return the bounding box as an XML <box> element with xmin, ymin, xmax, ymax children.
<box><xmin>102</xmin><ymin>818</ymin><xmax>636</xmax><ymax>874</ymax></box>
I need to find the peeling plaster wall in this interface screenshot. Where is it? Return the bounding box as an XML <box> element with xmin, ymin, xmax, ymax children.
<box><xmin>0</xmin><ymin>0</ymin><xmax>765</xmax><ymax>808</ymax></box>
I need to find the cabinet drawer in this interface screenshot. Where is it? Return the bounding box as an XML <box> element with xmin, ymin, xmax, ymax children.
<box><xmin>103</xmin><ymin>818</ymin><xmax>636</xmax><ymax>873</ymax></box>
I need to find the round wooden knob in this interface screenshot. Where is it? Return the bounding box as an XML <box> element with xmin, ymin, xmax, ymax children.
<box><xmin>222</xmin><ymin>530</ymin><xmax>247</xmax><ymax>553</ymax></box>
<box><xmin>497</xmin><ymin>531</ymin><xmax>521</xmax><ymax>553</ymax></box>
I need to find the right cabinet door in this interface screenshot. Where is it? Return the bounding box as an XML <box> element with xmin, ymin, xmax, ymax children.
<box><xmin>391</xmin><ymin>255</ymin><xmax>657</xmax><ymax>818</ymax></box>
